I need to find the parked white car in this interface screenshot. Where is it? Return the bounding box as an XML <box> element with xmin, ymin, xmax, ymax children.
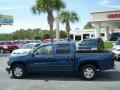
<box><xmin>11</xmin><ymin>43</ymin><xmax>41</xmax><ymax>56</ymax></box>
<box><xmin>112</xmin><ymin>39</ymin><xmax>120</xmax><ymax>60</ymax></box>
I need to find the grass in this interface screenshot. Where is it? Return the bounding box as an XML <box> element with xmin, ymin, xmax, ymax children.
<box><xmin>104</xmin><ymin>41</ymin><xmax>115</xmax><ymax>51</ymax></box>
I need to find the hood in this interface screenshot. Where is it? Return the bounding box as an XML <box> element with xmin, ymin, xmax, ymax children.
<box><xmin>11</xmin><ymin>49</ymin><xmax>31</xmax><ymax>55</ymax></box>
<box><xmin>113</xmin><ymin>45</ymin><xmax>120</xmax><ymax>49</ymax></box>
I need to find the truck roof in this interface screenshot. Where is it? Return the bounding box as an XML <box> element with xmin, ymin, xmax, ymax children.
<box><xmin>42</xmin><ymin>40</ymin><xmax>75</xmax><ymax>45</ymax></box>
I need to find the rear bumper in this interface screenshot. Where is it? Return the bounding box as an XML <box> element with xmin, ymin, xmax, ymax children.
<box><xmin>5</xmin><ymin>66</ymin><xmax>11</xmax><ymax>73</ymax></box>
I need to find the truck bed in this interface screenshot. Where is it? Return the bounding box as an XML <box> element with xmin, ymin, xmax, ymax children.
<box><xmin>76</xmin><ymin>50</ymin><xmax>111</xmax><ymax>53</ymax></box>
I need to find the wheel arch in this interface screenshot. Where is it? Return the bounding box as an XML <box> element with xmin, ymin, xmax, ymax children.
<box><xmin>78</xmin><ymin>61</ymin><xmax>100</xmax><ymax>71</ymax></box>
<box><xmin>11</xmin><ymin>61</ymin><xmax>26</xmax><ymax>70</ymax></box>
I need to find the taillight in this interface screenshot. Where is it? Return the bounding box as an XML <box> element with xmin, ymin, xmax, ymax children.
<box><xmin>112</xmin><ymin>54</ymin><xmax>115</xmax><ymax>63</ymax></box>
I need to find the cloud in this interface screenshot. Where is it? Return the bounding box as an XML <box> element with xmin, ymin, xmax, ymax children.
<box><xmin>0</xmin><ymin>6</ymin><xmax>27</xmax><ymax>11</ymax></box>
<box><xmin>99</xmin><ymin>0</ymin><xmax>120</xmax><ymax>9</ymax></box>
<box><xmin>100</xmin><ymin>0</ymin><xmax>111</xmax><ymax>5</ymax></box>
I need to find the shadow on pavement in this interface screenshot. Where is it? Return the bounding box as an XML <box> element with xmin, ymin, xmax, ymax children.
<box><xmin>10</xmin><ymin>71</ymin><xmax>120</xmax><ymax>82</ymax></box>
<box><xmin>97</xmin><ymin>71</ymin><xmax>120</xmax><ymax>81</ymax></box>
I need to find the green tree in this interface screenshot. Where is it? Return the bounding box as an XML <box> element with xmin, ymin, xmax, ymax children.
<box><xmin>59</xmin><ymin>11</ymin><xmax>79</xmax><ymax>39</ymax></box>
<box><xmin>34</xmin><ymin>36</ymin><xmax>42</xmax><ymax>40</ymax></box>
<box><xmin>43</xmin><ymin>33</ymin><xmax>50</xmax><ymax>39</ymax></box>
<box><xmin>84</xmin><ymin>22</ymin><xmax>94</xmax><ymax>29</ymax></box>
<box><xmin>0</xmin><ymin>34</ymin><xmax>10</xmax><ymax>40</ymax></box>
<box><xmin>59</xmin><ymin>31</ymin><xmax>67</xmax><ymax>38</ymax></box>
<box><xmin>31</xmin><ymin>0</ymin><xmax>65</xmax><ymax>42</ymax></box>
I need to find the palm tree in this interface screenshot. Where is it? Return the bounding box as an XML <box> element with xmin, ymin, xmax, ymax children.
<box><xmin>31</xmin><ymin>0</ymin><xmax>65</xmax><ymax>42</ymax></box>
<box><xmin>59</xmin><ymin>11</ymin><xmax>79</xmax><ymax>39</ymax></box>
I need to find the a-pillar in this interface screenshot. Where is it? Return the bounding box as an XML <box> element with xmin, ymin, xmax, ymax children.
<box><xmin>104</xmin><ymin>26</ymin><xmax>109</xmax><ymax>41</ymax></box>
<box><xmin>95</xmin><ymin>23</ymin><xmax>101</xmax><ymax>38</ymax></box>
<box><xmin>73</xmin><ymin>34</ymin><xmax>76</xmax><ymax>41</ymax></box>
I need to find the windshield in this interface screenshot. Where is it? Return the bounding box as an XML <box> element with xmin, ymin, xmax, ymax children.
<box><xmin>0</xmin><ymin>41</ymin><xmax>12</xmax><ymax>45</ymax></box>
<box><xmin>20</xmin><ymin>43</ymin><xmax>34</xmax><ymax>49</ymax></box>
<box><xmin>116</xmin><ymin>40</ymin><xmax>120</xmax><ymax>45</ymax></box>
<box><xmin>80</xmin><ymin>39</ymin><xmax>97</xmax><ymax>46</ymax></box>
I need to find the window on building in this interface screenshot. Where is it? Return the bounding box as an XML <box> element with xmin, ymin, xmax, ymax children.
<box><xmin>83</xmin><ymin>34</ymin><xmax>90</xmax><ymax>39</ymax></box>
<box><xmin>75</xmin><ymin>36</ymin><xmax>81</xmax><ymax>41</ymax></box>
<box><xmin>101</xmin><ymin>33</ymin><xmax>105</xmax><ymax>37</ymax></box>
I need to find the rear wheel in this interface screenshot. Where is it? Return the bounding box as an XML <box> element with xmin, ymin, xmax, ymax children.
<box><xmin>12</xmin><ymin>64</ymin><xmax>26</xmax><ymax>79</ymax></box>
<box><xmin>80</xmin><ymin>64</ymin><xmax>97</xmax><ymax>80</ymax></box>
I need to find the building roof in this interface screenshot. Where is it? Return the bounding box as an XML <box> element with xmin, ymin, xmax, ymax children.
<box><xmin>91</xmin><ymin>10</ymin><xmax>120</xmax><ymax>14</ymax></box>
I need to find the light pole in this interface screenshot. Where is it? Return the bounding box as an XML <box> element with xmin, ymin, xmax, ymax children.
<box><xmin>56</xmin><ymin>10</ymin><xmax>60</xmax><ymax>41</ymax></box>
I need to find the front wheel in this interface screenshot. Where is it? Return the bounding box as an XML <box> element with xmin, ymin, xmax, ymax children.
<box><xmin>12</xmin><ymin>64</ymin><xmax>26</xmax><ymax>79</ymax></box>
<box><xmin>80</xmin><ymin>65</ymin><xmax>97</xmax><ymax>80</ymax></box>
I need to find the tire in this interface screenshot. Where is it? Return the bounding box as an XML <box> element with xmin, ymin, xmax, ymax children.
<box><xmin>80</xmin><ymin>64</ymin><xmax>97</xmax><ymax>80</ymax></box>
<box><xmin>12</xmin><ymin>64</ymin><xmax>26</xmax><ymax>79</ymax></box>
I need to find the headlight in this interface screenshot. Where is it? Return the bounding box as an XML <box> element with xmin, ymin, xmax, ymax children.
<box><xmin>112</xmin><ymin>48</ymin><xmax>116</xmax><ymax>50</ymax></box>
<box><xmin>91</xmin><ymin>48</ymin><xmax>97</xmax><ymax>50</ymax></box>
<box><xmin>3</xmin><ymin>45</ymin><xmax>8</xmax><ymax>49</ymax></box>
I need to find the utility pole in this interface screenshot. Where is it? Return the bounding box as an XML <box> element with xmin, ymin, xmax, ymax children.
<box><xmin>56</xmin><ymin>10</ymin><xmax>60</xmax><ymax>41</ymax></box>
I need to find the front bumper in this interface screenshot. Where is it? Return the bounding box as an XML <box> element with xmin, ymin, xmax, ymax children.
<box><xmin>5</xmin><ymin>66</ymin><xmax>11</xmax><ymax>73</ymax></box>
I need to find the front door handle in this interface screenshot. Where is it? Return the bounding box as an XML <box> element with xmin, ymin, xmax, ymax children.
<box><xmin>47</xmin><ymin>56</ymin><xmax>53</xmax><ymax>59</ymax></box>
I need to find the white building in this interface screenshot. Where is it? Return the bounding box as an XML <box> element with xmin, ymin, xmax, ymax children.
<box><xmin>70</xmin><ymin>10</ymin><xmax>120</xmax><ymax>41</ymax></box>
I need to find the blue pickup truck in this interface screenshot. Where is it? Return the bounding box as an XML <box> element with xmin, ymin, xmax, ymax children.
<box><xmin>6</xmin><ymin>41</ymin><xmax>114</xmax><ymax>80</ymax></box>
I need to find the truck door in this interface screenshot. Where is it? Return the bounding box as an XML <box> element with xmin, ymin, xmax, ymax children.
<box><xmin>53</xmin><ymin>44</ymin><xmax>73</xmax><ymax>71</ymax></box>
<box><xmin>30</xmin><ymin>44</ymin><xmax>54</xmax><ymax>71</ymax></box>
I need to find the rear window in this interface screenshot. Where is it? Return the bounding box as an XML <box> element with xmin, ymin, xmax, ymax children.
<box><xmin>56</xmin><ymin>44</ymin><xmax>70</xmax><ymax>54</ymax></box>
<box><xmin>80</xmin><ymin>39</ymin><xmax>97</xmax><ymax>46</ymax></box>
<box><xmin>111</xmin><ymin>33</ymin><xmax>120</xmax><ymax>36</ymax></box>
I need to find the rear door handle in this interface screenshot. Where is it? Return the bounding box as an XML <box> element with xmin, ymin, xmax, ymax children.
<box><xmin>65</xmin><ymin>56</ymin><xmax>68</xmax><ymax>58</ymax></box>
<box><xmin>65</xmin><ymin>56</ymin><xmax>71</xmax><ymax>58</ymax></box>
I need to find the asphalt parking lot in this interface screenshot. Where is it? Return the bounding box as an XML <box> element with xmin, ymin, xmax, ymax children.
<box><xmin>0</xmin><ymin>54</ymin><xmax>120</xmax><ymax>90</ymax></box>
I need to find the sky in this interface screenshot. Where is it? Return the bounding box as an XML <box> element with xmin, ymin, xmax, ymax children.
<box><xmin>0</xmin><ymin>0</ymin><xmax>120</xmax><ymax>33</ymax></box>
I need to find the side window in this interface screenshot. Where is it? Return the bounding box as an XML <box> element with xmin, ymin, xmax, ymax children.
<box><xmin>34</xmin><ymin>44</ymin><xmax>40</xmax><ymax>48</ymax></box>
<box><xmin>33</xmin><ymin>44</ymin><xmax>40</xmax><ymax>49</ymax></box>
<box><xmin>34</xmin><ymin>45</ymin><xmax>52</xmax><ymax>55</ymax></box>
<box><xmin>56</xmin><ymin>44</ymin><xmax>70</xmax><ymax>54</ymax></box>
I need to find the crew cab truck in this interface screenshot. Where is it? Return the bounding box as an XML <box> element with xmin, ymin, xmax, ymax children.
<box><xmin>6</xmin><ymin>41</ymin><xmax>114</xmax><ymax>80</ymax></box>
